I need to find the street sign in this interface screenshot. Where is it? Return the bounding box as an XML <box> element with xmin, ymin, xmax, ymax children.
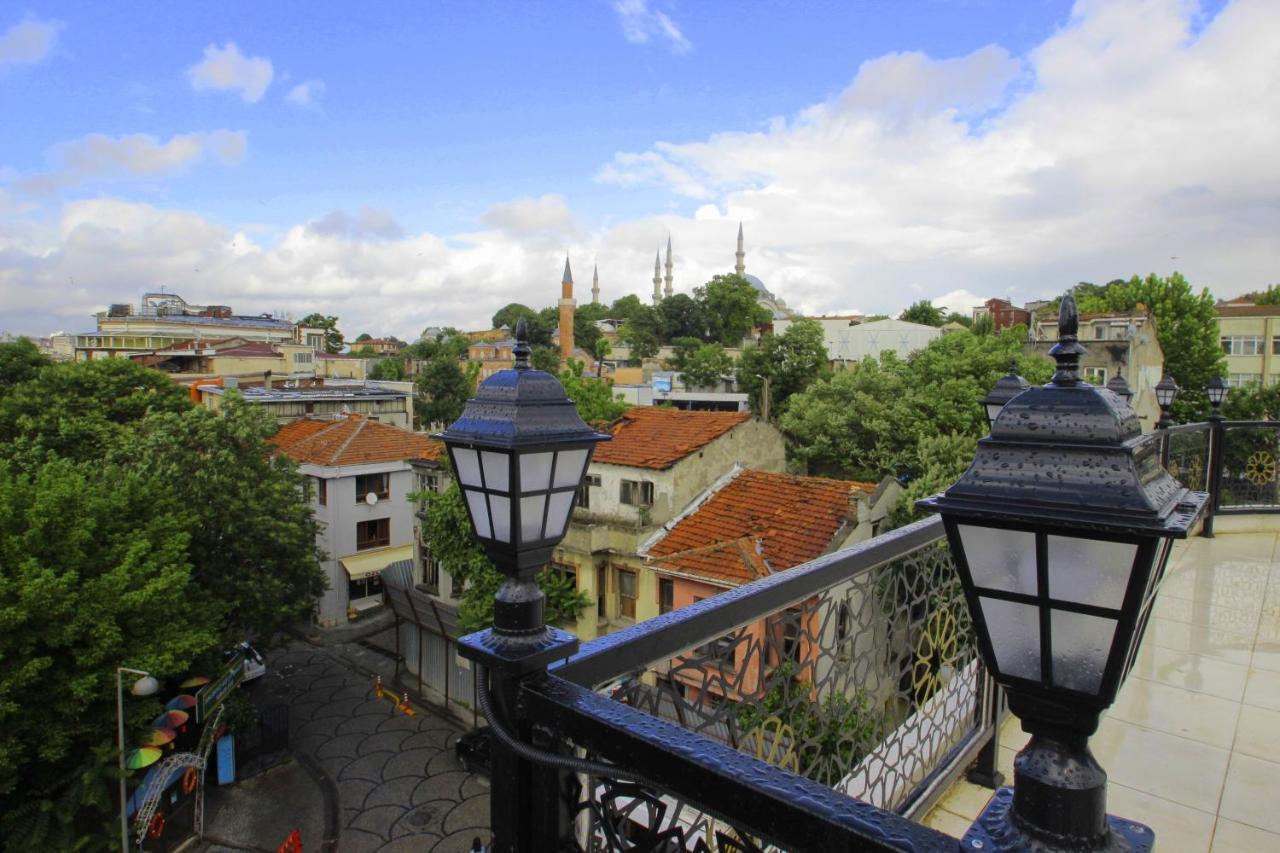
<box><xmin>196</xmin><ymin>653</ymin><xmax>244</xmax><ymax>724</ymax></box>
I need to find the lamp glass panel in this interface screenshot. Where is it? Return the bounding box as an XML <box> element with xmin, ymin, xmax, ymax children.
<box><xmin>488</xmin><ymin>495</ymin><xmax>511</xmax><ymax>543</ymax></box>
<box><xmin>553</xmin><ymin>448</ymin><xmax>590</xmax><ymax>488</ymax></box>
<box><xmin>463</xmin><ymin>489</ymin><xmax>492</xmax><ymax>539</ymax></box>
<box><xmin>1051</xmin><ymin>610</ymin><xmax>1116</xmax><ymax>695</ymax></box>
<box><xmin>986</xmin><ymin>403</ymin><xmax>1003</xmax><ymax>426</ymax></box>
<box><xmin>1046</xmin><ymin>535</ymin><xmax>1136</xmax><ymax>609</ymax></box>
<box><xmin>520</xmin><ymin>452</ymin><xmax>554</xmax><ymax>492</ymax></box>
<box><xmin>958</xmin><ymin>525</ymin><xmax>1037</xmax><ymax>595</ymax></box>
<box><xmin>520</xmin><ymin>495</ymin><xmax>546</xmax><ymax>543</ymax></box>
<box><xmin>481</xmin><ymin>451</ymin><xmax>510</xmax><ymax>493</ymax></box>
<box><xmin>979</xmin><ymin>596</ymin><xmax>1041</xmax><ymax>682</ymax></box>
<box><xmin>543</xmin><ymin>491</ymin><xmax>575</xmax><ymax>540</ymax></box>
<box><xmin>453</xmin><ymin>449</ymin><xmax>483</xmax><ymax>488</ymax></box>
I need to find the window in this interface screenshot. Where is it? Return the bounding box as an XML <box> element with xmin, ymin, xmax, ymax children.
<box><xmin>1221</xmin><ymin>336</ymin><xmax>1264</xmax><ymax>356</ymax></box>
<box><xmin>692</xmin><ymin>597</ymin><xmax>736</xmax><ymax>660</ymax></box>
<box><xmin>659</xmin><ymin>578</ymin><xmax>674</xmax><ymax>615</ymax></box>
<box><xmin>422</xmin><ymin>549</ymin><xmax>440</xmax><ymax>594</ymax></box>
<box><xmin>620</xmin><ymin>479</ymin><xmax>654</xmax><ymax>507</ymax></box>
<box><xmin>597</xmin><ymin>565</ymin><xmax>607</xmax><ymax>618</ymax></box>
<box><xmin>1272</xmin><ymin>337</ymin><xmax>1280</xmax><ymax>356</ymax></box>
<box><xmin>1094</xmin><ymin>325</ymin><xmax>1107</xmax><ymax>340</ymax></box>
<box><xmin>317</xmin><ymin>477</ymin><xmax>327</xmax><ymax>506</ymax></box>
<box><xmin>1082</xmin><ymin>366</ymin><xmax>1108</xmax><ymax>384</ymax></box>
<box><xmin>356</xmin><ymin>518</ymin><xmax>390</xmax><ymax>550</ymax></box>
<box><xmin>415</xmin><ymin>471</ymin><xmax>441</xmax><ymax>494</ymax></box>
<box><xmin>1227</xmin><ymin>373</ymin><xmax>1263</xmax><ymax>388</ymax></box>
<box><xmin>578</xmin><ymin>474</ymin><xmax>601</xmax><ymax>510</ymax></box>
<box><xmin>550</xmin><ymin>561</ymin><xmax>578</xmax><ymax>590</ymax></box>
<box><xmin>355</xmin><ymin>472</ymin><xmax>390</xmax><ymax>503</ymax></box>
<box><xmin>617</xmin><ymin>568</ymin><xmax>637</xmax><ymax>619</ymax></box>
<box><xmin>294</xmin><ymin>351</ymin><xmax>312</xmax><ymax>364</ymax></box>
<box><xmin>348</xmin><ymin>573</ymin><xmax>383</xmax><ymax>603</ymax></box>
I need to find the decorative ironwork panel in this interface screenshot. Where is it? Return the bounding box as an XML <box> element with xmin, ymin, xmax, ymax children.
<box><xmin>555</xmin><ymin>536</ymin><xmax>984</xmax><ymax>851</ymax></box>
<box><xmin>1220</xmin><ymin>424</ymin><xmax>1280</xmax><ymax>509</ymax></box>
<box><xmin>1163</xmin><ymin>425</ymin><xmax>1211</xmax><ymax>492</ymax></box>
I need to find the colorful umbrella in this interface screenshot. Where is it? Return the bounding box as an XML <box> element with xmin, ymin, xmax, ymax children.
<box><xmin>151</xmin><ymin>710</ymin><xmax>189</xmax><ymax>729</ymax></box>
<box><xmin>143</xmin><ymin>728</ymin><xmax>176</xmax><ymax>747</ymax></box>
<box><xmin>166</xmin><ymin>694</ymin><xmax>197</xmax><ymax>711</ymax></box>
<box><xmin>179</xmin><ymin>676</ymin><xmax>210</xmax><ymax>689</ymax></box>
<box><xmin>125</xmin><ymin>747</ymin><xmax>162</xmax><ymax>770</ymax></box>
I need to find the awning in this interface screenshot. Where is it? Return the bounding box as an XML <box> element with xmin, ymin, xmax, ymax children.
<box><xmin>340</xmin><ymin>545</ymin><xmax>414</xmax><ymax>581</ymax></box>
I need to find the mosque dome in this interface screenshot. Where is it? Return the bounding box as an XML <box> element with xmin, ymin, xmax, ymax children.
<box><xmin>744</xmin><ymin>274</ymin><xmax>772</xmax><ymax>297</ymax></box>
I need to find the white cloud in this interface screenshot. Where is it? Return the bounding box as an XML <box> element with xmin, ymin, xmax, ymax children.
<box><xmin>9</xmin><ymin>131</ymin><xmax>247</xmax><ymax>195</ymax></box>
<box><xmin>481</xmin><ymin>194</ymin><xmax>574</xmax><ymax>236</ymax></box>
<box><xmin>0</xmin><ymin>16</ymin><xmax>61</xmax><ymax>67</ymax></box>
<box><xmin>612</xmin><ymin>0</ymin><xmax>691</xmax><ymax>54</ymax></box>
<box><xmin>286</xmin><ymin>79</ymin><xmax>326</xmax><ymax>109</ymax></box>
<box><xmin>597</xmin><ymin>0</ymin><xmax>1280</xmax><ymax>316</ymax></box>
<box><xmin>307</xmin><ymin>207</ymin><xmax>403</xmax><ymax>240</ymax></box>
<box><xmin>187</xmin><ymin>43</ymin><xmax>274</xmax><ymax>102</ymax></box>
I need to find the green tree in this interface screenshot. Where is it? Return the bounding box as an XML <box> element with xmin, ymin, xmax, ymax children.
<box><xmin>589</xmin><ymin>338</ymin><xmax>612</xmax><ymax>378</ymax></box>
<box><xmin>887</xmin><ymin>432</ymin><xmax>981</xmax><ymax>529</ymax></box>
<box><xmin>418</xmin><ymin>482</ymin><xmax>590</xmax><ymax>631</ymax></box>
<box><xmin>738</xmin><ymin>318</ymin><xmax>830</xmax><ymax>417</ymax></box>
<box><xmin>970</xmin><ymin>313</ymin><xmax>994</xmax><ymax>337</ymax></box>
<box><xmin>695</xmin><ymin>274</ymin><xmax>771</xmax><ymax>346</ymax></box>
<box><xmin>619</xmin><ymin>324</ymin><xmax>659</xmax><ymax>363</ymax></box>
<box><xmin>531</xmin><ymin>346</ymin><xmax>562</xmax><ymax>373</ymax></box>
<box><xmin>0</xmin><ymin>339</ymin><xmax>49</xmax><ymax>397</ymax></box>
<box><xmin>299</xmin><ymin>313</ymin><xmax>344</xmax><ymax>354</ymax></box>
<box><xmin>678</xmin><ymin>343</ymin><xmax>733</xmax><ymax>389</ymax></box>
<box><xmin>559</xmin><ymin>361</ymin><xmax>630</xmax><ymax>423</ymax></box>
<box><xmin>0</xmin><ymin>358</ymin><xmax>191</xmax><ymax>466</ymax></box>
<box><xmin>658</xmin><ymin>293</ymin><xmax>709</xmax><ymax>342</ymax></box>
<box><xmin>943</xmin><ymin>313</ymin><xmax>972</xmax><ymax>328</ymax></box>
<box><xmin>491</xmin><ymin>303</ymin><xmax>537</xmax><ymax>332</ymax></box>
<box><xmin>1252</xmin><ymin>285</ymin><xmax>1280</xmax><ymax>305</ymax></box>
<box><xmin>368</xmin><ymin>356</ymin><xmax>406</xmax><ymax>381</ymax></box>
<box><xmin>898</xmin><ymin>300</ymin><xmax>946</xmax><ymax>326</ymax></box>
<box><xmin>355</xmin><ymin>332</ymin><xmax>373</xmax><ymax>342</ymax></box>
<box><xmin>608</xmin><ymin>294</ymin><xmax>648</xmax><ymax>325</ymax></box>
<box><xmin>416</xmin><ymin>356</ymin><xmax>471</xmax><ymax>429</ymax></box>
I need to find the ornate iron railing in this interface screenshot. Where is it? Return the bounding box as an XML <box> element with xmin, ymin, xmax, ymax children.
<box><xmin>1158</xmin><ymin>423</ymin><xmax>1212</xmax><ymax>492</ymax></box>
<box><xmin>1218</xmin><ymin>421</ymin><xmax>1280</xmax><ymax>513</ymax></box>
<box><xmin>522</xmin><ymin>516</ymin><xmax>992</xmax><ymax>851</ymax></box>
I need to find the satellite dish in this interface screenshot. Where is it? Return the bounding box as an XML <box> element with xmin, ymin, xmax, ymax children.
<box><xmin>365</xmin><ymin>492</ymin><xmax>378</xmax><ymax>506</ymax></box>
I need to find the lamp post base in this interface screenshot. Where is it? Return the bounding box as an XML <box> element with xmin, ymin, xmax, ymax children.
<box><xmin>964</xmin><ymin>788</ymin><xmax>1154</xmax><ymax>852</ymax></box>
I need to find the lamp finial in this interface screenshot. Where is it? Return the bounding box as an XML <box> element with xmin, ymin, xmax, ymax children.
<box><xmin>1049</xmin><ymin>293</ymin><xmax>1086</xmax><ymax>386</ymax></box>
<box><xmin>514</xmin><ymin>318</ymin><xmax>531</xmax><ymax>370</ymax></box>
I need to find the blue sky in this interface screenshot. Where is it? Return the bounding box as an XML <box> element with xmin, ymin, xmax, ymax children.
<box><xmin>1</xmin><ymin>0</ymin><xmax>1273</xmax><ymax>339</ymax></box>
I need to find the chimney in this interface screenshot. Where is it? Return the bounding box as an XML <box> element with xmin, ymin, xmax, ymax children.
<box><xmin>559</xmin><ymin>256</ymin><xmax>575</xmax><ymax>363</ymax></box>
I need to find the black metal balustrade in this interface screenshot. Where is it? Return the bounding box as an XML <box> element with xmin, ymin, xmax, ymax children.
<box><xmin>513</xmin><ymin>516</ymin><xmax>994</xmax><ymax>851</ymax></box>
<box><xmin>1155</xmin><ymin>419</ymin><xmax>1280</xmax><ymax>519</ymax></box>
<box><xmin>1158</xmin><ymin>423</ymin><xmax>1213</xmax><ymax>492</ymax></box>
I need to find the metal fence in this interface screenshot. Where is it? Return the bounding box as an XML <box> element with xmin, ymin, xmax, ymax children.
<box><xmin>1219</xmin><ymin>421</ymin><xmax>1280</xmax><ymax>513</ymax></box>
<box><xmin>1160</xmin><ymin>423</ymin><xmax>1212</xmax><ymax>492</ymax></box>
<box><xmin>522</xmin><ymin>516</ymin><xmax>991</xmax><ymax>852</ymax></box>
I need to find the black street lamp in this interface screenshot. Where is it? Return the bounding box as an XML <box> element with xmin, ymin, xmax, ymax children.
<box><xmin>1105</xmin><ymin>374</ymin><xmax>1133</xmax><ymax>403</ymax></box>
<box><xmin>1203</xmin><ymin>375</ymin><xmax>1229</xmax><ymax>539</ymax></box>
<box><xmin>981</xmin><ymin>360</ymin><xmax>1030</xmax><ymax>431</ymax></box>
<box><xmin>437</xmin><ymin>318</ymin><xmax>610</xmax><ymax>852</ymax></box>
<box><xmin>919</xmin><ymin>295</ymin><xmax>1207</xmax><ymax>852</ymax></box>
<box><xmin>436</xmin><ymin>318</ymin><xmax>610</xmax><ymax>642</ymax></box>
<box><xmin>1155</xmin><ymin>374</ymin><xmax>1178</xmax><ymax>431</ymax></box>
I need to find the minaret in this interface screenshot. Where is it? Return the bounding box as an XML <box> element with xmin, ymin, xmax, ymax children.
<box><xmin>663</xmin><ymin>236</ymin><xmax>674</xmax><ymax>298</ymax></box>
<box><xmin>591</xmin><ymin>264</ymin><xmax>600</xmax><ymax>305</ymax></box>
<box><xmin>652</xmin><ymin>251</ymin><xmax>662</xmax><ymax>305</ymax></box>
<box><xmin>735</xmin><ymin>222</ymin><xmax>746</xmax><ymax>276</ymax></box>
<box><xmin>559</xmin><ymin>256</ymin><xmax>575</xmax><ymax>362</ymax></box>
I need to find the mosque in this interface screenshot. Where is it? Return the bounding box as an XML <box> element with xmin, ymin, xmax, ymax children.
<box><xmin>588</xmin><ymin>224</ymin><xmax>792</xmax><ymax>320</ymax></box>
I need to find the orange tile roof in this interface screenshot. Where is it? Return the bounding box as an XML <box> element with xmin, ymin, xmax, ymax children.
<box><xmin>592</xmin><ymin>408</ymin><xmax>751</xmax><ymax>470</ymax></box>
<box><xmin>271</xmin><ymin>415</ymin><xmax>443</xmax><ymax>467</ymax></box>
<box><xmin>1217</xmin><ymin>304</ymin><xmax>1280</xmax><ymax>317</ymax></box>
<box><xmin>649</xmin><ymin>469</ymin><xmax>877</xmax><ymax>586</ymax></box>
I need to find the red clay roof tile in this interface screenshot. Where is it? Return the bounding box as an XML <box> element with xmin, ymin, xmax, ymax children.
<box><xmin>272</xmin><ymin>416</ymin><xmax>443</xmax><ymax>467</ymax></box>
<box><xmin>649</xmin><ymin>469</ymin><xmax>876</xmax><ymax>586</ymax></box>
<box><xmin>592</xmin><ymin>408</ymin><xmax>751</xmax><ymax>470</ymax></box>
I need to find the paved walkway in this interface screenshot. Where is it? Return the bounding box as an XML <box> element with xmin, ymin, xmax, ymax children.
<box><xmin>206</xmin><ymin>642</ymin><xmax>491</xmax><ymax>852</ymax></box>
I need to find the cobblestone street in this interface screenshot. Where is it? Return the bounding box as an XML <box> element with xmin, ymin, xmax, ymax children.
<box><xmin>203</xmin><ymin>636</ymin><xmax>491</xmax><ymax>853</ymax></box>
